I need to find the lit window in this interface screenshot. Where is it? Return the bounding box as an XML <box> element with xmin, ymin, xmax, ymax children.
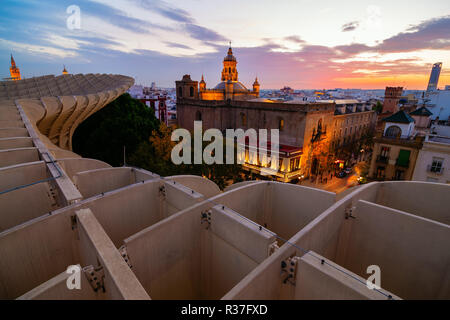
<box><xmin>241</xmin><ymin>113</ymin><xmax>247</xmax><ymax>126</ymax></box>
<box><xmin>279</xmin><ymin>118</ymin><xmax>284</xmax><ymax>131</ymax></box>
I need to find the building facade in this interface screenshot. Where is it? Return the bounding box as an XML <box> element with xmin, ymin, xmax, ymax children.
<box><xmin>177</xmin><ymin>97</ymin><xmax>335</xmax><ymax>181</ymax></box>
<box><xmin>369</xmin><ymin>110</ymin><xmax>423</xmax><ymax>181</ymax></box>
<box><xmin>176</xmin><ymin>50</ymin><xmax>377</xmax><ymax>181</ymax></box>
<box><xmin>412</xmin><ymin>134</ymin><xmax>450</xmax><ymax>183</ymax></box>
<box><xmin>329</xmin><ymin>101</ymin><xmax>378</xmax><ymax>167</ymax></box>
<box><xmin>422</xmin><ymin>89</ymin><xmax>450</xmax><ymax>123</ymax></box>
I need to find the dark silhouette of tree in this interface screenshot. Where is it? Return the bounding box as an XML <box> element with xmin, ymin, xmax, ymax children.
<box><xmin>73</xmin><ymin>93</ymin><xmax>159</xmax><ymax>167</ymax></box>
<box><xmin>373</xmin><ymin>101</ymin><xmax>383</xmax><ymax>114</ymax></box>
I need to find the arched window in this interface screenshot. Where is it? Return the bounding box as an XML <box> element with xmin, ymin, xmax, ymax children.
<box><xmin>229</xmin><ymin>67</ymin><xmax>231</xmax><ymax>73</ymax></box>
<box><xmin>178</xmin><ymin>86</ymin><xmax>182</xmax><ymax>97</ymax></box>
<box><xmin>385</xmin><ymin>125</ymin><xmax>401</xmax><ymax>138</ymax></box>
<box><xmin>190</xmin><ymin>86</ymin><xmax>194</xmax><ymax>97</ymax></box>
<box><xmin>195</xmin><ymin>111</ymin><xmax>202</xmax><ymax>121</ymax></box>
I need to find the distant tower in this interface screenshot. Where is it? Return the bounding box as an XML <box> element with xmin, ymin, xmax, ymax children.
<box><xmin>221</xmin><ymin>44</ymin><xmax>238</xmax><ymax>82</ymax></box>
<box><xmin>175</xmin><ymin>75</ymin><xmax>198</xmax><ymax>100</ymax></box>
<box><xmin>62</xmin><ymin>65</ymin><xmax>68</xmax><ymax>75</ymax></box>
<box><xmin>9</xmin><ymin>54</ymin><xmax>21</xmax><ymax>81</ymax></box>
<box><xmin>199</xmin><ymin>74</ymin><xmax>206</xmax><ymax>91</ymax></box>
<box><xmin>252</xmin><ymin>77</ymin><xmax>260</xmax><ymax>96</ymax></box>
<box><xmin>383</xmin><ymin>86</ymin><xmax>403</xmax><ymax>114</ymax></box>
<box><xmin>427</xmin><ymin>62</ymin><xmax>442</xmax><ymax>92</ymax></box>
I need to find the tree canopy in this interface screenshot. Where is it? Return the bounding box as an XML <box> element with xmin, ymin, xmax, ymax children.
<box><xmin>73</xmin><ymin>93</ymin><xmax>249</xmax><ymax>189</ymax></box>
<box><xmin>72</xmin><ymin>93</ymin><xmax>159</xmax><ymax>167</ymax></box>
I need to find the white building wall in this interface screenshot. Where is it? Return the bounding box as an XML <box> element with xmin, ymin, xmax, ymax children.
<box><xmin>412</xmin><ymin>137</ymin><xmax>450</xmax><ymax>183</ymax></box>
<box><xmin>423</xmin><ymin>90</ymin><xmax>450</xmax><ymax>121</ymax></box>
<box><xmin>384</xmin><ymin>122</ymin><xmax>414</xmax><ymax>138</ymax></box>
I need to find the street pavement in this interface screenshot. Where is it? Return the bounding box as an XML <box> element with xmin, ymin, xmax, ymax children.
<box><xmin>298</xmin><ymin>172</ymin><xmax>359</xmax><ymax>194</ymax></box>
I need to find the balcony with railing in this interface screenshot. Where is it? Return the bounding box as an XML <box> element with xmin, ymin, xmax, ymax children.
<box><xmin>376</xmin><ymin>155</ymin><xmax>389</xmax><ymax>164</ymax></box>
<box><xmin>375</xmin><ymin>132</ymin><xmax>424</xmax><ymax>148</ymax></box>
<box><xmin>427</xmin><ymin>165</ymin><xmax>444</xmax><ymax>175</ymax></box>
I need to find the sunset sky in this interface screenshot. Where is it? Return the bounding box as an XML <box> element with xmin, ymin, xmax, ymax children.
<box><xmin>0</xmin><ymin>0</ymin><xmax>449</xmax><ymax>89</ymax></box>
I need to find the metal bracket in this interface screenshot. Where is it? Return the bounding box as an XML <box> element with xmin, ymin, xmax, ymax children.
<box><xmin>83</xmin><ymin>265</ymin><xmax>105</xmax><ymax>292</ymax></box>
<box><xmin>345</xmin><ymin>206</ymin><xmax>357</xmax><ymax>219</ymax></box>
<box><xmin>268</xmin><ymin>241</ymin><xmax>279</xmax><ymax>256</ymax></box>
<box><xmin>201</xmin><ymin>210</ymin><xmax>211</xmax><ymax>229</ymax></box>
<box><xmin>281</xmin><ymin>256</ymin><xmax>300</xmax><ymax>286</ymax></box>
<box><xmin>119</xmin><ymin>245</ymin><xmax>133</xmax><ymax>269</ymax></box>
<box><xmin>159</xmin><ymin>185</ymin><xmax>166</xmax><ymax>197</ymax></box>
<box><xmin>70</xmin><ymin>215</ymin><xmax>77</xmax><ymax>231</ymax></box>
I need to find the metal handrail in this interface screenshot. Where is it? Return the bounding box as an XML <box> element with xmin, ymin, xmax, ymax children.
<box><xmin>0</xmin><ymin>152</ymin><xmax>63</xmax><ymax>195</ymax></box>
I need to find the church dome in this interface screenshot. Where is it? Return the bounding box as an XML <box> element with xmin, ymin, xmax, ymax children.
<box><xmin>214</xmin><ymin>81</ymin><xmax>248</xmax><ymax>91</ymax></box>
<box><xmin>224</xmin><ymin>47</ymin><xmax>236</xmax><ymax>62</ymax></box>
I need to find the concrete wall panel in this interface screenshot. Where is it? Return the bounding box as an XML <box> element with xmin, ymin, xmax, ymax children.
<box><xmin>269</xmin><ymin>183</ymin><xmax>335</xmax><ymax>241</ymax></box>
<box><xmin>0</xmin><ymin>128</ymin><xmax>28</xmax><ymax>138</ymax></box>
<box><xmin>167</xmin><ymin>175</ymin><xmax>221</xmax><ymax>198</ymax></box>
<box><xmin>210</xmin><ymin>205</ymin><xmax>275</xmax><ymax>263</ymax></box>
<box><xmin>124</xmin><ymin>206</ymin><xmax>203</xmax><ymax>299</ymax></box>
<box><xmin>73</xmin><ymin>167</ymin><xmax>135</xmax><ymax>198</ymax></box>
<box><xmin>17</xmin><ymin>265</ymin><xmax>103</xmax><ymax>300</ymax></box>
<box><xmin>0</xmin><ymin>137</ymin><xmax>33</xmax><ymax>150</ymax></box>
<box><xmin>0</xmin><ymin>182</ymin><xmax>57</xmax><ymax>232</ymax></box>
<box><xmin>57</xmin><ymin>157</ymin><xmax>111</xmax><ymax>180</ymax></box>
<box><xmin>0</xmin><ymin>211</ymin><xmax>79</xmax><ymax>299</ymax></box>
<box><xmin>0</xmin><ymin>147</ymin><xmax>39</xmax><ymax>167</ymax></box>
<box><xmin>341</xmin><ymin>200</ymin><xmax>450</xmax><ymax>299</ymax></box>
<box><xmin>295</xmin><ymin>253</ymin><xmax>392</xmax><ymax>300</ymax></box>
<box><xmin>375</xmin><ymin>181</ymin><xmax>450</xmax><ymax>225</ymax></box>
<box><xmin>0</xmin><ymin>161</ymin><xmax>47</xmax><ymax>191</ymax></box>
<box><xmin>76</xmin><ymin>209</ymin><xmax>150</xmax><ymax>300</ymax></box>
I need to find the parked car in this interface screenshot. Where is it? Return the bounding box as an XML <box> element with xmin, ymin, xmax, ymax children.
<box><xmin>337</xmin><ymin>171</ymin><xmax>347</xmax><ymax>178</ymax></box>
<box><xmin>357</xmin><ymin>176</ymin><xmax>367</xmax><ymax>184</ymax></box>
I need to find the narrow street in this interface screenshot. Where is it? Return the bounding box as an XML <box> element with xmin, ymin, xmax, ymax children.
<box><xmin>299</xmin><ymin>172</ymin><xmax>359</xmax><ymax>194</ymax></box>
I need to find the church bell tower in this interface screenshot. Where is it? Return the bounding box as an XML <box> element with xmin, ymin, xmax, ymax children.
<box><xmin>221</xmin><ymin>44</ymin><xmax>238</xmax><ymax>82</ymax></box>
<box><xmin>10</xmin><ymin>54</ymin><xmax>21</xmax><ymax>81</ymax></box>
